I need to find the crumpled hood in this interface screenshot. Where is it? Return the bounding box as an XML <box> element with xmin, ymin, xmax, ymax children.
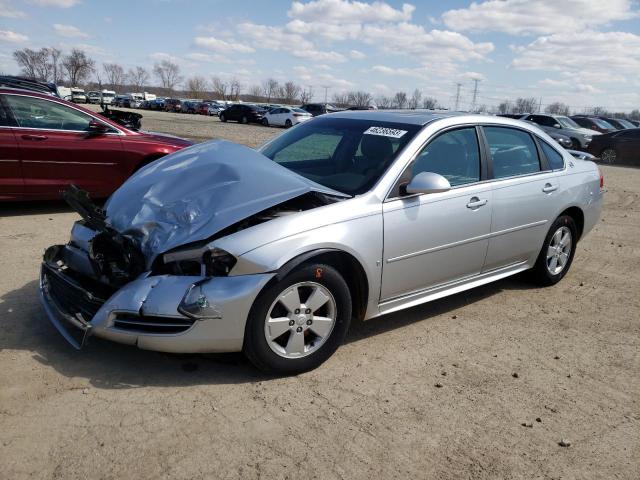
<box><xmin>104</xmin><ymin>140</ymin><xmax>345</xmax><ymax>263</ymax></box>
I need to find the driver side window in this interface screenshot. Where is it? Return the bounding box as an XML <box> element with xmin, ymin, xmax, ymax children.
<box><xmin>4</xmin><ymin>95</ymin><xmax>93</xmax><ymax>131</ymax></box>
<box><xmin>412</xmin><ymin>127</ymin><xmax>481</xmax><ymax>187</ymax></box>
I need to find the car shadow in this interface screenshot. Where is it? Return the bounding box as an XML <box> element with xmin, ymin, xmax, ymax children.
<box><xmin>1</xmin><ymin>276</ymin><xmax>534</xmax><ymax>389</ymax></box>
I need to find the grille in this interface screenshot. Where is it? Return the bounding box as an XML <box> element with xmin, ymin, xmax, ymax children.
<box><xmin>113</xmin><ymin>313</ymin><xmax>194</xmax><ymax>334</ymax></box>
<box><xmin>43</xmin><ymin>265</ymin><xmax>107</xmax><ymax>320</ymax></box>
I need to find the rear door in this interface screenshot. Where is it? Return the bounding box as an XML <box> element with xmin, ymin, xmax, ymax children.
<box><xmin>3</xmin><ymin>93</ymin><xmax>125</xmax><ymax>199</ymax></box>
<box><xmin>482</xmin><ymin>126</ymin><xmax>561</xmax><ymax>271</ymax></box>
<box><xmin>0</xmin><ymin>96</ymin><xmax>23</xmax><ymax>198</ymax></box>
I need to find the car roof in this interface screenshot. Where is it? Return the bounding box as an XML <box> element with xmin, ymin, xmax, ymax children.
<box><xmin>328</xmin><ymin>109</ymin><xmax>461</xmax><ymax>126</ymax></box>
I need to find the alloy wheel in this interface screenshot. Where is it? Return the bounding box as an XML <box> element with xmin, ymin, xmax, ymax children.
<box><xmin>264</xmin><ymin>282</ymin><xmax>337</xmax><ymax>359</ymax></box>
<box><xmin>546</xmin><ymin>226</ymin><xmax>572</xmax><ymax>275</ymax></box>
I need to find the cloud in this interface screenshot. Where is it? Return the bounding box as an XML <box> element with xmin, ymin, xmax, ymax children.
<box><xmin>53</xmin><ymin>24</ymin><xmax>89</xmax><ymax>38</ymax></box>
<box><xmin>349</xmin><ymin>49</ymin><xmax>366</xmax><ymax>59</ymax></box>
<box><xmin>193</xmin><ymin>36</ymin><xmax>255</xmax><ymax>54</ymax></box>
<box><xmin>0</xmin><ymin>1</ymin><xmax>26</xmax><ymax>17</ymax></box>
<box><xmin>185</xmin><ymin>52</ymin><xmax>255</xmax><ymax>65</ymax></box>
<box><xmin>288</xmin><ymin>0</ymin><xmax>414</xmax><ymax>23</ymax></box>
<box><xmin>511</xmin><ymin>30</ymin><xmax>640</xmax><ymax>83</ymax></box>
<box><xmin>150</xmin><ymin>52</ymin><xmax>181</xmax><ymax>63</ymax></box>
<box><xmin>28</xmin><ymin>0</ymin><xmax>80</xmax><ymax>7</ymax></box>
<box><xmin>285</xmin><ymin>19</ymin><xmax>362</xmax><ymax>40</ymax></box>
<box><xmin>0</xmin><ymin>30</ymin><xmax>29</xmax><ymax>43</ymax></box>
<box><xmin>442</xmin><ymin>0</ymin><xmax>638</xmax><ymax>35</ymax></box>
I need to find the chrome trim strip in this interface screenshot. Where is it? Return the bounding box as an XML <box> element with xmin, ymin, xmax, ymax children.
<box><xmin>0</xmin><ymin>159</ymin><xmax>19</xmax><ymax>163</ymax></box>
<box><xmin>21</xmin><ymin>160</ymin><xmax>118</xmax><ymax>166</ymax></box>
<box><xmin>386</xmin><ymin>219</ymin><xmax>547</xmax><ymax>263</ymax></box>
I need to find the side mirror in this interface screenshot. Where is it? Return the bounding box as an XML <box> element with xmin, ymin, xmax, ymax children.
<box><xmin>553</xmin><ymin>123</ymin><xmax>562</xmax><ymax>129</ymax></box>
<box><xmin>403</xmin><ymin>172</ymin><xmax>451</xmax><ymax>195</ymax></box>
<box><xmin>87</xmin><ymin>119</ymin><xmax>109</xmax><ymax>134</ymax></box>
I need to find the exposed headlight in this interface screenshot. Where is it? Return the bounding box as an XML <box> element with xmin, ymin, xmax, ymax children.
<box><xmin>203</xmin><ymin>248</ymin><xmax>237</xmax><ymax>276</ymax></box>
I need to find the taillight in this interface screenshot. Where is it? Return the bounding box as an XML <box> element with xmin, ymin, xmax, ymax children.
<box><xmin>293</xmin><ymin>113</ymin><xmax>303</xmax><ymax>117</ymax></box>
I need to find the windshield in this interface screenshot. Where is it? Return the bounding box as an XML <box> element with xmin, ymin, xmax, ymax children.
<box><xmin>617</xmin><ymin>119</ymin><xmax>635</xmax><ymax>129</ymax></box>
<box><xmin>593</xmin><ymin>118</ymin><xmax>614</xmax><ymax>129</ymax></box>
<box><xmin>259</xmin><ymin>117</ymin><xmax>421</xmax><ymax>195</ymax></box>
<box><xmin>102</xmin><ymin>93</ymin><xmax>115</xmax><ymax>98</ymax></box>
<box><xmin>556</xmin><ymin>116</ymin><xmax>580</xmax><ymax>129</ymax></box>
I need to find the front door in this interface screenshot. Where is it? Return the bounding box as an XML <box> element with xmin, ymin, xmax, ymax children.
<box><xmin>3</xmin><ymin>93</ymin><xmax>125</xmax><ymax>199</ymax></box>
<box><xmin>381</xmin><ymin>127</ymin><xmax>492</xmax><ymax>301</ymax></box>
<box><xmin>0</xmin><ymin>97</ymin><xmax>23</xmax><ymax>199</ymax></box>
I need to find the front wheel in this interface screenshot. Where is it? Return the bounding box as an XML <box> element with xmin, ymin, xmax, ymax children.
<box><xmin>241</xmin><ymin>115</ymin><xmax>248</xmax><ymax>124</ymax></box>
<box><xmin>220</xmin><ymin>113</ymin><xmax>226</xmax><ymax>122</ymax></box>
<box><xmin>529</xmin><ymin>215</ymin><xmax>577</xmax><ymax>286</ymax></box>
<box><xmin>285</xmin><ymin>119</ymin><xmax>293</xmax><ymax>128</ymax></box>
<box><xmin>244</xmin><ymin>263</ymin><xmax>352</xmax><ymax>374</ymax></box>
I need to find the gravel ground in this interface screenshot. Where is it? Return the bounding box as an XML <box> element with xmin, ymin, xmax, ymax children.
<box><xmin>0</xmin><ymin>108</ymin><xmax>638</xmax><ymax>479</ymax></box>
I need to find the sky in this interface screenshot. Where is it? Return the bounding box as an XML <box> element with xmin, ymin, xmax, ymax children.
<box><xmin>1</xmin><ymin>0</ymin><xmax>640</xmax><ymax>111</ymax></box>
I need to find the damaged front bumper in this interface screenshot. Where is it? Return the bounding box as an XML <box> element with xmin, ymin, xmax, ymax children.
<box><xmin>39</xmin><ymin>243</ymin><xmax>274</xmax><ymax>353</ymax></box>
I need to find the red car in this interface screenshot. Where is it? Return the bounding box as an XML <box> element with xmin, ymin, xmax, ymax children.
<box><xmin>0</xmin><ymin>87</ymin><xmax>193</xmax><ymax>201</ymax></box>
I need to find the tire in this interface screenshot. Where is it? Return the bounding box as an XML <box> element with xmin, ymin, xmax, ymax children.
<box><xmin>600</xmin><ymin>148</ymin><xmax>617</xmax><ymax>164</ymax></box>
<box><xmin>241</xmin><ymin>115</ymin><xmax>248</xmax><ymax>124</ymax></box>
<box><xmin>529</xmin><ymin>215</ymin><xmax>577</xmax><ymax>286</ymax></box>
<box><xmin>571</xmin><ymin>138</ymin><xmax>581</xmax><ymax>150</ymax></box>
<box><xmin>262</xmin><ymin>118</ymin><xmax>269</xmax><ymax>126</ymax></box>
<box><xmin>285</xmin><ymin>119</ymin><xmax>292</xmax><ymax>128</ymax></box>
<box><xmin>244</xmin><ymin>263</ymin><xmax>352</xmax><ymax>374</ymax></box>
<box><xmin>220</xmin><ymin>113</ymin><xmax>226</xmax><ymax>122</ymax></box>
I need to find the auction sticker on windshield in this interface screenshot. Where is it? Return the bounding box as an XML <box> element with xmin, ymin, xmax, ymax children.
<box><xmin>363</xmin><ymin>126</ymin><xmax>408</xmax><ymax>138</ymax></box>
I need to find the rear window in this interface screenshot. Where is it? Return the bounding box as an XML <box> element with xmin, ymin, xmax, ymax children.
<box><xmin>484</xmin><ymin>127</ymin><xmax>541</xmax><ymax>179</ymax></box>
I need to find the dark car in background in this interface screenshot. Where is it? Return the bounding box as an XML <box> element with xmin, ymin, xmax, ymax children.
<box><xmin>219</xmin><ymin>104</ymin><xmax>266</xmax><ymax>124</ymax></box>
<box><xmin>598</xmin><ymin>117</ymin><xmax>636</xmax><ymax>130</ymax></box>
<box><xmin>164</xmin><ymin>98</ymin><xmax>183</xmax><ymax>113</ymax></box>
<box><xmin>588</xmin><ymin>128</ymin><xmax>640</xmax><ymax>165</ymax></box>
<box><xmin>182</xmin><ymin>100</ymin><xmax>201</xmax><ymax>114</ymax></box>
<box><xmin>300</xmin><ymin>103</ymin><xmax>341</xmax><ymax>116</ymax></box>
<box><xmin>0</xmin><ymin>86</ymin><xmax>192</xmax><ymax>200</ymax></box>
<box><xmin>570</xmin><ymin>116</ymin><xmax>616</xmax><ymax>134</ymax></box>
<box><xmin>520</xmin><ymin>119</ymin><xmax>573</xmax><ymax>149</ymax></box>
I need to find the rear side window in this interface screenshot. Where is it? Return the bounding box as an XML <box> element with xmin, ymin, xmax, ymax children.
<box><xmin>540</xmin><ymin>141</ymin><xmax>565</xmax><ymax>170</ymax></box>
<box><xmin>412</xmin><ymin>127</ymin><xmax>480</xmax><ymax>187</ymax></box>
<box><xmin>484</xmin><ymin>127</ymin><xmax>541</xmax><ymax>179</ymax></box>
<box><xmin>4</xmin><ymin>94</ymin><xmax>93</xmax><ymax>131</ymax></box>
<box><xmin>0</xmin><ymin>96</ymin><xmax>16</xmax><ymax>126</ymax></box>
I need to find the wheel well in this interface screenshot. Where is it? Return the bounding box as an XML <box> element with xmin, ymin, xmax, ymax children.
<box><xmin>133</xmin><ymin>154</ymin><xmax>165</xmax><ymax>173</ymax></box>
<box><xmin>274</xmin><ymin>250</ymin><xmax>369</xmax><ymax>321</ymax></box>
<box><xmin>560</xmin><ymin>206</ymin><xmax>584</xmax><ymax>240</ymax></box>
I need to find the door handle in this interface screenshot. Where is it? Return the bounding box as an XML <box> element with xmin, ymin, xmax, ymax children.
<box><xmin>466</xmin><ymin>197</ymin><xmax>488</xmax><ymax>209</ymax></box>
<box><xmin>21</xmin><ymin>134</ymin><xmax>48</xmax><ymax>141</ymax></box>
<box><xmin>542</xmin><ymin>183</ymin><xmax>558</xmax><ymax>193</ymax></box>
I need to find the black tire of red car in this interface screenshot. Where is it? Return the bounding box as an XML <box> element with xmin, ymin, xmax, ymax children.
<box><xmin>220</xmin><ymin>113</ymin><xmax>226</xmax><ymax>122</ymax></box>
<box><xmin>243</xmin><ymin>263</ymin><xmax>352</xmax><ymax>374</ymax></box>
<box><xmin>285</xmin><ymin>119</ymin><xmax>292</xmax><ymax>128</ymax></box>
<box><xmin>241</xmin><ymin>115</ymin><xmax>248</xmax><ymax>124</ymax></box>
<box><xmin>529</xmin><ymin>215</ymin><xmax>577</xmax><ymax>286</ymax></box>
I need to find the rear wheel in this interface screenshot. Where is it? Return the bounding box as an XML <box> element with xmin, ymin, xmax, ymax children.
<box><xmin>529</xmin><ymin>215</ymin><xmax>577</xmax><ymax>286</ymax></box>
<box><xmin>600</xmin><ymin>148</ymin><xmax>617</xmax><ymax>164</ymax></box>
<box><xmin>285</xmin><ymin>119</ymin><xmax>293</xmax><ymax>128</ymax></box>
<box><xmin>244</xmin><ymin>263</ymin><xmax>352</xmax><ymax>374</ymax></box>
<box><xmin>571</xmin><ymin>138</ymin><xmax>581</xmax><ymax>150</ymax></box>
<box><xmin>220</xmin><ymin>113</ymin><xmax>226</xmax><ymax>122</ymax></box>
<box><xmin>241</xmin><ymin>115</ymin><xmax>248</xmax><ymax>124</ymax></box>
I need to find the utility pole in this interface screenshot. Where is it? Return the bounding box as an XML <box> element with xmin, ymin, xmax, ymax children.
<box><xmin>322</xmin><ymin>85</ymin><xmax>330</xmax><ymax>104</ymax></box>
<box><xmin>538</xmin><ymin>97</ymin><xmax>542</xmax><ymax>113</ymax></box>
<box><xmin>454</xmin><ymin>82</ymin><xmax>462</xmax><ymax>111</ymax></box>
<box><xmin>471</xmin><ymin>78</ymin><xmax>480</xmax><ymax>112</ymax></box>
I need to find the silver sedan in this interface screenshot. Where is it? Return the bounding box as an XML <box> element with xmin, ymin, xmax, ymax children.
<box><xmin>40</xmin><ymin>111</ymin><xmax>604</xmax><ymax>373</ymax></box>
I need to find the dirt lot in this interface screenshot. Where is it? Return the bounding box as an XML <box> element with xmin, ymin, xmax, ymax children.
<box><xmin>0</xmin><ymin>109</ymin><xmax>638</xmax><ymax>479</ymax></box>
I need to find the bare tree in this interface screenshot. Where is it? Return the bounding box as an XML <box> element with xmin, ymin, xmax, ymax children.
<box><xmin>103</xmin><ymin>63</ymin><xmax>125</xmax><ymax>89</ymax></box>
<box><xmin>300</xmin><ymin>85</ymin><xmax>313</xmax><ymax>104</ymax></box>
<box><xmin>13</xmin><ymin>48</ymin><xmax>50</xmax><ymax>80</ymax></box>
<box><xmin>332</xmin><ymin>92</ymin><xmax>350</xmax><ymax>107</ymax></box>
<box><xmin>153</xmin><ymin>60</ymin><xmax>182</xmax><ymax>91</ymax></box>
<box><xmin>514</xmin><ymin>97</ymin><xmax>538</xmax><ymax>114</ymax></box>
<box><xmin>347</xmin><ymin>90</ymin><xmax>373</xmax><ymax>107</ymax></box>
<box><xmin>591</xmin><ymin>106</ymin><xmax>608</xmax><ymax>115</ymax></box>
<box><xmin>229</xmin><ymin>78</ymin><xmax>241</xmax><ymax>101</ymax></box>
<box><xmin>375</xmin><ymin>95</ymin><xmax>393</xmax><ymax>109</ymax></box>
<box><xmin>497</xmin><ymin>100</ymin><xmax>513</xmax><ymax>114</ymax></box>
<box><xmin>422</xmin><ymin>97</ymin><xmax>439</xmax><ymax>109</ymax></box>
<box><xmin>262</xmin><ymin>78</ymin><xmax>279</xmax><ymax>103</ymax></box>
<box><xmin>408</xmin><ymin>89</ymin><xmax>422</xmax><ymax>109</ymax></box>
<box><xmin>62</xmin><ymin>49</ymin><xmax>95</xmax><ymax>86</ymax></box>
<box><xmin>211</xmin><ymin>76</ymin><xmax>228</xmax><ymax>100</ymax></box>
<box><xmin>281</xmin><ymin>81</ymin><xmax>301</xmax><ymax>104</ymax></box>
<box><xmin>393</xmin><ymin>91</ymin><xmax>408</xmax><ymax>109</ymax></box>
<box><xmin>247</xmin><ymin>84</ymin><xmax>263</xmax><ymax>101</ymax></box>
<box><xmin>127</xmin><ymin>66</ymin><xmax>149</xmax><ymax>91</ymax></box>
<box><xmin>48</xmin><ymin>48</ymin><xmax>63</xmax><ymax>84</ymax></box>
<box><xmin>545</xmin><ymin>101</ymin><xmax>570</xmax><ymax>116</ymax></box>
<box><xmin>186</xmin><ymin>75</ymin><xmax>208</xmax><ymax>98</ymax></box>
<box><xmin>630</xmin><ymin>109</ymin><xmax>640</xmax><ymax>121</ymax></box>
